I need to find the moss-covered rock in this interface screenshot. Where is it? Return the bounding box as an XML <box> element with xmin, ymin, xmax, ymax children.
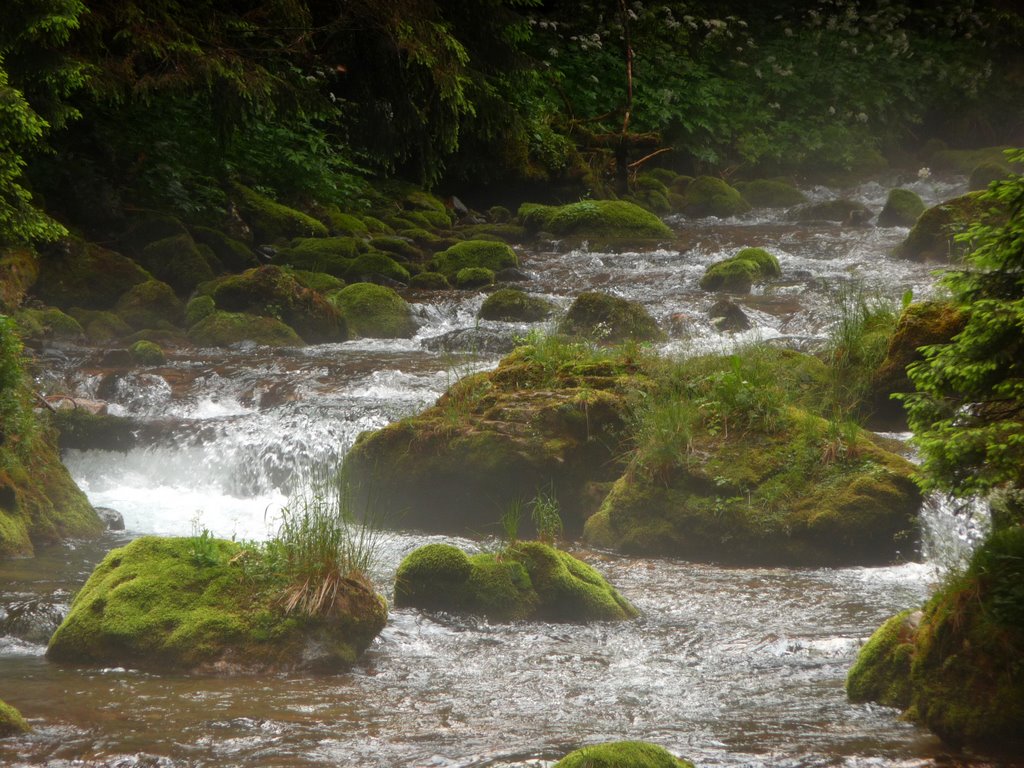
<box><xmin>847</xmin><ymin>527</ymin><xmax>1024</xmax><ymax>754</ymax></box>
<box><xmin>559</xmin><ymin>292</ymin><xmax>665</xmax><ymax>343</ymax></box>
<box><xmin>735</xmin><ymin>179</ymin><xmax>807</xmax><ymax>208</ymax></box>
<box><xmin>453</xmin><ymin>267</ymin><xmax>496</xmax><ymax>289</ymax></box>
<box><xmin>867</xmin><ymin>301</ymin><xmax>966</xmax><ymax>425</ymax></box>
<box><xmin>34</xmin><ymin>238</ymin><xmax>151</xmax><ymax>310</ymax></box>
<box><xmin>184</xmin><ymin>295</ymin><xmax>216</xmax><ymax>328</ymax></box>
<box><xmin>433</xmin><ymin>240</ymin><xmax>518</xmax><ymax>277</ymax></box>
<box><xmin>190</xmin><ymin>226</ymin><xmax>258</xmax><ymax>271</ymax></box>
<box><xmin>478</xmin><ymin>288</ymin><xmax>556</xmax><ymax>322</ymax></box>
<box><xmin>46</xmin><ymin>536</ymin><xmax>388</xmax><ymax>673</ymax></box>
<box><xmin>700</xmin><ymin>247</ymin><xmax>781</xmax><ymax>293</ymax></box>
<box><xmin>13</xmin><ymin>307</ymin><xmax>84</xmax><ymax>342</ymax></box>
<box><xmin>211</xmin><ymin>265</ymin><xmax>346</xmax><ymax>343</ymax></box>
<box><xmin>791</xmin><ymin>199</ymin><xmax>873</xmax><ymax>223</ymax></box>
<box><xmin>279</xmin><ymin>236</ymin><xmax>362</xmax><ymax>277</ymax></box>
<box><xmin>554</xmin><ymin>741</ymin><xmax>693</xmax><ymax>768</ymax></box>
<box><xmin>0</xmin><ymin>699</ymin><xmax>30</xmax><ymax>736</ymax></box>
<box><xmin>968</xmin><ymin>161</ymin><xmax>1011</xmax><ymax>191</ymax></box>
<box><xmin>394</xmin><ymin>541</ymin><xmax>637</xmax><ymax>622</ymax></box>
<box><xmin>286</xmin><ymin>269</ymin><xmax>345</xmax><ymax>294</ymax></box>
<box><xmin>115</xmin><ymin>279</ymin><xmax>184</xmax><ymax>330</ymax></box>
<box><xmin>679</xmin><ymin>176</ymin><xmax>751</xmax><ymax>218</ymax></box>
<box><xmin>518</xmin><ymin>200</ymin><xmax>672</xmax><ymax>239</ymax></box>
<box><xmin>232</xmin><ymin>183</ymin><xmax>329</xmax><ymax>244</ymax></box>
<box><xmin>929</xmin><ymin>146</ymin><xmax>1015</xmax><ymax>174</ymax></box>
<box><xmin>0</xmin><ymin>246</ymin><xmax>39</xmax><ymax>312</ymax></box>
<box><xmin>894</xmin><ymin>192</ymin><xmax>991</xmax><ymax>261</ymax></box>
<box><xmin>188</xmin><ymin>310</ymin><xmax>304</xmax><ymax>347</ymax></box>
<box><xmin>138</xmin><ymin>234</ymin><xmax>216</xmax><ymax>295</ymax></box>
<box><xmin>409</xmin><ymin>271</ymin><xmax>450</xmax><ymax>290</ymax></box>
<box><xmin>328</xmin><ymin>283</ymin><xmax>416</xmax><ymax>339</ymax></box>
<box><xmin>67</xmin><ymin>308</ymin><xmax>132</xmax><ymax>343</ymax></box>
<box><xmin>458</xmin><ymin>222</ymin><xmax>526</xmax><ymax>243</ymax></box>
<box><xmin>346</xmin><ymin>251</ymin><xmax>411</xmax><ymax>285</ymax></box>
<box><xmin>368</xmin><ymin>235</ymin><xmax>423</xmax><ymax>263</ymax></box>
<box><xmin>129</xmin><ymin>340</ymin><xmax>166</xmax><ymax>365</ymax></box>
<box><xmin>322</xmin><ymin>208</ymin><xmax>369</xmax><ymax>237</ymax></box>
<box><xmin>877</xmin><ymin>189</ymin><xmax>926</xmax><ymax>228</ymax></box>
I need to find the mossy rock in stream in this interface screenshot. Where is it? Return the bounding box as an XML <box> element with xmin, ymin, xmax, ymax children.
<box><xmin>67</xmin><ymin>308</ymin><xmax>132</xmax><ymax>343</ymax></box>
<box><xmin>554</xmin><ymin>741</ymin><xmax>693</xmax><ymax>768</ymax></box>
<box><xmin>968</xmin><ymin>161</ymin><xmax>1011</xmax><ymax>191</ymax></box>
<box><xmin>679</xmin><ymin>176</ymin><xmax>751</xmax><ymax>218</ymax></box>
<box><xmin>559</xmin><ymin>292</ymin><xmax>665</xmax><ymax>344</ymax></box>
<box><xmin>790</xmin><ymin>199</ymin><xmax>873</xmax><ymax>224</ymax></box>
<box><xmin>129</xmin><ymin>340</ymin><xmax>166</xmax><ymax>366</ymax></box>
<box><xmin>34</xmin><ymin>237</ymin><xmax>151</xmax><ymax>310</ymax></box>
<box><xmin>394</xmin><ymin>541</ymin><xmax>638</xmax><ymax>622</ymax></box>
<box><xmin>847</xmin><ymin>526</ymin><xmax>1024</xmax><ymax>754</ymax></box>
<box><xmin>0</xmin><ymin>699</ymin><xmax>29</xmax><ymax>736</ymax></box>
<box><xmin>893</xmin><ymin>192</ymin><xmax>994</xmax><ymax>262</ymax></box>
<box><xmin>210</xmin><ymin>265</ymin><xmax>346</xmax><ymax>343</ymax></box>
<box><xmin>518</xmin><ymin>200</ymin><xmax>672</xmax><ymax>239</ymax></box>
<box><xmin>188</xmin><ymin>310</ymin><xmax>304</xmax><ymax>347</ymax></box>
<box><xmin>345</xmin><ymin>251</ymin><xmax>411</xmax><ymax>285</ymax></box>
<box><xmin>452</xmin><ymin>266</ymin><xmax>495</xmax><ymax>289</ymax></box>
<box><xmin>699</xmin><ymin>248</ymin><xmax>780</xmax><ymax>293</ymax></box>
<box><xmin>115</xmin><ymin>279</ymin><xmax>184</xmax><ymax>330</ymax></box>
<box><xmin>279</xmin><ymin>236</ymin><xmax>363</xmax><ymax>277</ymax></box>
<box><xmin>231</xmin><ymin>183</ymin><xmax>329</xmax><ymax>244</ymax></box>
<box><xmin>877</xmin><ymin>189</ymin><xmax>926</xmax><ymax>228</ymax></box>
<box><xmin>46</xmin><ymin>536</ymin><xmax>388</xmax><ymax>674</ymax></box>
<box><xmin>477</xmin><ymin>288</ymin><xmax>556</xmax><ymax>322</ymax></box>
<box><xmin>12</xmin><ymin>307</ymin><xmax>84</xmax><ymax>342</ymax></box>
<box><xmin>327</xmin><ymin>283</ymin><xmax>416</xmax><ymax>339</ymax></box>
<box><xmin>343</xmin><ymin>346</ymin><xmax>644</xmax><ymax>536</ymax></box>
<box><xmin>735</xmin><ymin>179</ymin><xmax>807</xmax><ymax>208</ymax></box>
<box><xmin>432</xmin><ymin>240</ymin><xmax>518</xmax><ymax>277</ymax></box>
<box><xmin>138</xmin><ymin>234</ymin><xmax>217</xmax><ymax>296</ymax></box>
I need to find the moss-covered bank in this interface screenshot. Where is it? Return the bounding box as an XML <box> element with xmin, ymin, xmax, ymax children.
<box><xmin>394</xmin><ymin>541</ymin><xmax>637</xmax><ymax>621</ymax></box>
<box><xmin>847</xmin><ymin>526</ymin><xmax>1024</xmax><ymax>754</ymax></box>
<box><xmin>47</xmin><ymin>536</ymin><xmax>387</xmax><ymax>674</ymax></box>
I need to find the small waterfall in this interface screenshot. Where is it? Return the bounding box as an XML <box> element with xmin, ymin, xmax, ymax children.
<box><xmin>919</xmin><ymin>492</ymin><xmax>991</xmax><ymax>572</ymax></box>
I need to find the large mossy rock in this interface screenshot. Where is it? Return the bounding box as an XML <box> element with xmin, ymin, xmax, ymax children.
<box><xmin>138</xmin><ymin>234</ymin><xmax>217</xmax><ymax>295</ymax></box>
<box><xmin>210</xmin><ymin>265</ymin><xmax>346</xmax><ymax>343</ymax></box>
<box><xmin>34</xmin><ymin>238</ymin><xmax>151</xmax><ymax>310</ymax></box>
<box><xmin>232</xmin><ymin>183</ymin><xmax>329</xmax><ymax>244</ymax></box>
<box><xmin>559</xmin><ymin>292</ymin><xmax>665</xmax><ymax>343</ymax></box>
<box><xmin>115</xmin><ymin>279</ymin><xmax>184</xmax><ymax>330</ymax></box>
<box><xmin>735</xmin><ymin>179</ymin><xmax>807</xmax><ymax>208</ymax></box>
<box><xmin>46</xmin><ymin>536</ymin><xmax>388</xmax><ymax>674</ymax></box>
<box><xmin>0</xmin><ymin>246</ymin><xmax>39</xmax><ymax>312</ymax></box>
<box><xmin>190</xmin><ymin>226</ymin><xmax>258</xmax><ymax>272</ymax></box>
<box><xmin>554</xmin><ymin>742</ymin><xmax>693</xmax><ymax>768</ymax></box>
<box><xmin>519</xmin><ymin>200</ymin><xmax>672</xmax><ymax>239</ymax></box>
<box><xmin>328</xmin><ymin>282</ymin><xmax>416</xmax><ymax>338</ymax></box>
<box><xmin>679</xmin><ymin>176</ymin><xmax>751</xmax><ymax>218</ymax></box>
<box><xmin>847</xmin><ymin>527</ymin><xmax>1024</xmax><ymax>754</ymax></box>
<box><xmin>894</xmin><ymin>193</ymin><xmax>990</xmax><ymax>261</ymax></box>
<box><xmin>343</xmin><ymin>348</ymin><xmax>643</xmax><ymax>536</ymax></box>
<box><xmin>791</xmin><ymin>199</ymin><xmax>873</xmax><ymax>224</ymax></box>
<box><xmin>0</xmin><ymin>699</ymin><xmax>29</xmax><ymax>736</ymax></box>
<box><xmin>432</xmin><ymin>240</ymin><xmax>518</xmax><ymax>277</ymax></box>
<box><xmin>187</xmin><ymin>310</ymin><xmax>304</xmax><ymax>347</ymax></box>
<box><xmin>346</xmin><ymin>250</ymin><xmax>411</xmax><ymax>285</ymax></box>
<box><xmin>394</xmin><ymin>541</ymin><xmax>638</xmax><ymax>622</ymax></box>
<box><xmin>279</xmin><ymin>236</ymin><xmax>363</xmax><ymax>277</ymax></box>
<box><xmin>699</xmin><ymin>247</ymin><xmax>781</xmax><ymax>293</ymax></box>
<box><xmin>477</xmin><ymin>288</ymin><xmax>556</xmax><ymax>322</ymax></box>
<box><xmin>877</xmin><ymin>188</ymin><xmax>926</xmax><ymax>228</ymax></box>
<box><xmin>12</xmin><ymin>307</ymin><xmax>84</xmax><ymax>343</ymax></box>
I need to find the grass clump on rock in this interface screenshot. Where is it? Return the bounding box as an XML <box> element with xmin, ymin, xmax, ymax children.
<box><xmin>394</xmin><ymin>541</ymin><xmax>638</xmax><ymax>622</ymax></box>
<box><xmin>559</xmin><ymin>291</ymin><xmax>665</xmax><ymax>343</ymax></box>
<box><xmin>699</xmin><ymin>247</ymin><xmax>780</xmax><ymax>293</ymax></box>
<box><xmin>554</xmin><ymin>742</ymin><xmax>693</xmax><ymax>768</ymax></box>
<box><xmin>329</xmin><ymin>283</ymin><xmax>416</xmax><ymax>338</ymax></box>
<box><xmin>478</xmin><ymin>288</ymin><xmax>555</xmax><ymax>322</ymax></box>
<box><xmin>519</xmin><ymin>199</ymin><xmax>672</xmax><ymax>239</ymax></box>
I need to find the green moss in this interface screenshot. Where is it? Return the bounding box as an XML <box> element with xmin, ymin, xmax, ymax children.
<box><xmin>734</xmin><ymin>247</ymin><xmax>781</xmax><ymax>277</ymax></box>
<box><xmin>478</xmin><ymin>288</ymin><xmax>555</xmax><ymax>322</ymax></box>
<box><xmin>680</xmin><ymin>176</ymin><xmax>751</xmax><ymax>218</ymax></box>
<box><xmin>232</xmin><ymin>183</ymin><xmax>328</xmax><ymax>244</ymax></box>
<box><xmin>0</xmin><ymin>246</ymin><xmax>39</xmax><ymax>312</ymax></box>
<box><xmin>846</xmin><ymin>609</ymin><xmax>918</xmax><ymax>707</ymax></box>
<box><xmin>791</xmin><ymin>199</ymin><xmax>872</xmax><ymax>223</ymax></box>
<box><xmin>211</xmin><ymin>265</ymin><xmax>346</xmax><ymax>343</ymax></box>
<box><xmin>410</xmin><ymin>271</ymin><xmax>450</xmax><ymax>289</ymax></box>
<box><xmin>115</xmin><ymin>279</ymin><xmax>184</xmax><ymax>330</ymax></box>
<box><xmin>323</xmin><ymin>208</ymin><xmax>369</xmax><ymax>237</ymax></box>
<box><xmin>13</xmin><ymin>307</ymin><xmax>84</xmax><ymax>342</ymax></box>
<box><xmin>184</xmin><ymin>295</ymin><xmax>216</xmax><ymax>328</ymax></box>
<box><xmin>453</xmin><ymin>267</ymin><xmax>495</xmax><ymax>289</ymax></box>
<box><xmin>700</xmin><ymin>248</ymin><xmax>779</xmax><ymax>293</ymax></box>
<box><xmin>560</xmin><ymin>291</ymin><xmax>665</xmax><ymax>343</ymax></box>
<box><xmin>286</xmin><ymin>269</ymin><xmax>345</xmax><ymax>294</ymax></box>
<box><xmin>433</xmin><ymin>240</ymin><xmax>518</xmax><ymax>276</ymax></box>
<box><xmin>67</xmin><ymin>308</ymin><xmax>131</xmax><ymax>343</ymax></box>
<box><xmin>877</xmin><ymin>188</ymin><xmax>926</xmax><ymax>228</ymax></box>
<box><xmin>735</xmin><ymin>179</ymin><xmax>807</xmax><ymax>208</ymax></box>
<box><xmin>190</xmin><ymin>226</ymin><xmax>257</xmax><ymax>271</ymax></box>
<box><xmin>46</xmin><ymin>536</ymin><xmax>387</xmax><ymax>673</ymax></box>
<box><xmin>188</xmin><ymin>310</ymin><xmax>304</xmax><ymax>347</ymax></box>
<box><xmin>394</xmin><ymin>541</ymin><xmax>636</xmax><ymax>622</ymax></box>
<box><xmin>346</xmin><ymin>251</ymin><xmax>412</xmax><ymax>285</ymax></box>
<box><xmin>129</xmin><ymin>340</ymin><xmax>166</xmax><ymax>366</ymax></box>
<box><xmin>457</xmin><ymin>222</ymin><xmax>526</xmax><ymax>243</ymax></box>
<box><xmin>554</xmin><ymin>741</ymin><xmax>693</xmax><ymax>768</ymax></box>
<box><xmin>368</xmin><ymin>235</ymin><xmax>423</xmax><ymax>262</ymax></box>
<box><xmin>894</xmin><ymin>192</ymin><xmax>992</xmax><ymax>262</ymax></box>
<box><xmin>138</xmin><ymin>234</ymin><xmax>216</xmax><ymax>295</ymax></box>
<box><xmin>520</xmin><ymin>199</ymin><xmax>673</xmax><ymax>239</ymax></box>
<box><xmin>328</xmin><ymin>282</ymin><xmax>416</xmax><ymax>338</ymax></box>
<box><xmin>0</xmin><ymin>699</ymin><xmax>30</xmax><ymax>736</ymax></box>
<box><xmin>34</xmin><ymin>238</ymin><xmax>151</xmax><ymax>310</ymax></box>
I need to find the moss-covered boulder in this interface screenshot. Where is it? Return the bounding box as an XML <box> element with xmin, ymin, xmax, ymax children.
<box><xmin>368</xmin><ymin>235</ymin><xmax>423</xmax><ymax>263</ymax></box>
<box><xmin>700</xmin><ymin>247</ymin><xmax>781</xmax><ymax>293</ymax></box>
<box><xmin>0</xmin><ymin>699</ymin><xmax>29</xmax><ymax>736</ymax></box>
<box><xmin>137</xmin><ymin>234</ymin><xmax>217</xmax><ymax>296</ymax></box>
<box><xmin>46</xmin><ymin>536</ymin><xmax>388</xmax><ymax>674</ymax></box>
<box><xmin>433</xmin><ymin>240</ymin><xmax>518</xmax><ymax>277</ymax></box>
<box><xmin>554</xmin><ymin>742</ymin><xmax>693</xmax><ymax>768</ymax></box>
<box><xmin>34</xmin><ymin>238</ymin><xmax>151</xmax><ymax>310</ymax></box>
<box><xmin>188</xmin><ymin>310</ymin><xmax>304</xmax><ymax>347</ymax></box>
<box><xmin>190</xmin><ymin>226</ymin><xmax>258</xmax><ymax>271</ymax></box>
<box><xmin>0</xmin><ymin>319</ymin><xmax>103</xmax><ymax>558</ymax></box>
<box><xmin>478</xmin><ymin>288</ymin><xmax>556</xmax><ymax>322</ymax></box>
<box><xmin>394</xmin><ymin>541</ymin><xmax>638</xmax><ymax>622</ymax></box>
<box><xmin>0</xmin><ymin>246</ymin><xmax>39</xmax><ymax>312</ymax></box>
<box><xmin>410</xmin><ymin>271</ymin><xmax>450</xmax><ymax>290</ymax></box>
<box><xmin>894</xmin><ymin>193</ymin><xmax>992</xmax><ymax>262</ymax></box>
<box><xmin>13</xmin><ymin>307</ymin><xmax>84</xmax><ymax>342</ymax></box>
<box><xmin>969</xmin><ymin>161</ymin><xmax>1011</xmax><ymax>191</ymax></box>
<box><xmin>115</xmin><ymin>279</ymin><xmax>184</xmax><ymax>330</ymax></box>
<box><xmin>847</xmin><ymin>527</ymin><xmax>1024</xmax><ymax>753</ymax></box>
<box><xmin>232</xmin><ymin>183</ymin><xmax>329</xmax><ymax>244</ymax></box>
<box><xmin>877</xmin><ymin>189</ymin><xmax>926</xmax><ymax>228</ymax></box>
<box><xmin>735</xmin><ymin>179</ymin><xmax>807</xmax><ymax>208</ymax></box>
<box><xmin>679</xmin><ymin>176</ymin><xmax>751</xmax><ymax>218</ymax></box>
<box><xmin>867</xmin><ymin>301</ymin><xmax>966</xmax><ymax>424</ymax></box>
<box><xmin>129</xmin><ymin>340</ymin><xmax>166</xmax><ymax>366</ymax></box>
<box><xmin>453</xmin><ymin>267</ymin><xmax>496</xmax><ymax>289</ymax></box>
<box><xmin>519</xmin><ymin>200</ymin><xmax>672</xmax><ymax>239</ymax></box>
<box><xmin>287</xmin><ymin>269</ymin><xmax>345</xmax><ymax>294</ymax></box>
<box><xmin>791</xmin><ymin>199</ymin><xmax>873</xmax><ymax>224</ymax></box>
<box><xmin>68</xmin><ymin>308</ymin><xmax>131</xmax><ymax>343</ymax></box>
<box><xmin>346</xmin><ymin>251</ymin><xmax>411</xmax><ymax>285</ymax></box>
<box><xmin>279</xmin><ymin>236</ymin><xmax>362</xmax><ymax>277</ymax></box>
<box><xmin>343</xmin><ymin>346</ymin><xmax>644</xmax><ymax>536</ymax></box>
<box><xmin>184</xmin><ymin>295</ymin><xmax>216</xmax><ymax>328</ymax></box>
<box><xmin>328</xmin><ymin>283</ymin><xmax>416</xmax><ymax>339</ymax></box>
<box><xmin>211</xmin><ymin>265</ymin><xmax>346</xmax><ymax>343</ymax></box>
<box><xmin>559</xmin><ymin>292</ymin><xmax>665</xmax><ymax>343</ymax></box>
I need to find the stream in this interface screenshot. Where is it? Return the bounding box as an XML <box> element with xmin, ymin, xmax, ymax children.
<box><xmin>0</xmin><ymin>172</ymin><xmax>1006</xmax><ymax>767</ymax></box>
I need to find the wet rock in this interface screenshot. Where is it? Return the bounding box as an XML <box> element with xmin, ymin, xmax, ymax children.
<box><xmin>53</xmin><ymin>409</ymin><xmax>140</xmax><ymax>452</ymax></box>
<box><xmin>35</xmin><ymin>237</ymin><xmax>151</xmax><ymax>310</ymax></box>
<box><xmin>95</xmin><ymin>506</ymin><xmax>125</xmax><ymax>531</ymax></box>
<box><xmin>326</xmin><ymin>283</ymin><xmax>416</xmax><ymax>339</ymax></box>
<box><xmin>99</xmin><ymin>348</ymin><xmax>134</xmax><ymax>367</ymax></box>
<box><xmin>0</xmin><ymin>595</ymin><xmax>68</xmax><ymax>644</ymax></box>
<box><xmin>44</xmin><ymin>396</ymin><xmax>108</xmax><ymax>415</ymax></box>
<box><xmin>519</xmin><ymin>200</ymin><xmax>673</xmax><ymax>238</ymax></box>
<box><xmin>495</xmin><ymin>266</ymin><xmax>531</xmax><ymax>282</ymax></box>
<box><xmin>421</xmin><ymin>327</ymin><xmax>518</xmax><ymax>355</ymax></box>
<box><xmin>559</xmin><ymin>291</ymin><xmax>665</xmax><ymax>343</ymax></box>
<box><xmin>790</xmin><ymin>199</ymin><xmax>872</xmax><ymax>224</ymax></box>
<box><xmin>477</xmin><ymin>288</ymin><xmax>555</xmax><ymax>322</ymax></box>
<box><xmin>894</xmin><ymin>192</ymin><xmax>995</xmax><ymax>262</ymax></box>
<box><xmin>708</xmin><ymin>298</ymin><xmax>751</xmax><ymax>332</ymax></box>
<box><xmin>700</xmin><ymin>248</ymin><xmax>780</xmax><ymax>294</ymax></box>
<box><xmin>877</xmin><ymin>188</ymin><xmax>925</xmax><ymax>228</ymax></box>
<box><xmin>677</xmin><ymin>176</ymin><xmax>751</xmax><ymax>218</ymax></box>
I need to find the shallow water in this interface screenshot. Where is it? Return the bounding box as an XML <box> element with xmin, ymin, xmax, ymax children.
<box><xmin>1</xmin><ymin>174</ymin><xmax>1011</xmax><ymax>767</ymax></box>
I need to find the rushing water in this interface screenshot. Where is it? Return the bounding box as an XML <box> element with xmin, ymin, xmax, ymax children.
<box><xmin>0</xmin><ymin>173</ymin><xmax>1009</xmax><ymax>767</ymax></box>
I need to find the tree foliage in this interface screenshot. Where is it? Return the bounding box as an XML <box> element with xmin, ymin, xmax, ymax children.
<box><xmin>903</xmin><ymin>150</ymin><xmax>1024</xmax><ymax>496</ymax></box>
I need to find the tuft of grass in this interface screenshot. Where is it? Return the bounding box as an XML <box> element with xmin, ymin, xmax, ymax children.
<box><xmin>530</xmin><ymin>487</ymin><xmax>563</xmax><ymax>544</ymax></box>
<box><xmin>500</xmin><ymin>497</ymin><xmax>524</xmax><ymax>548</ymax></box>
<box><xmin>187</xmin><ymin>515</ymin><xmax>222</xmax><ymax>568</ymax></box>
